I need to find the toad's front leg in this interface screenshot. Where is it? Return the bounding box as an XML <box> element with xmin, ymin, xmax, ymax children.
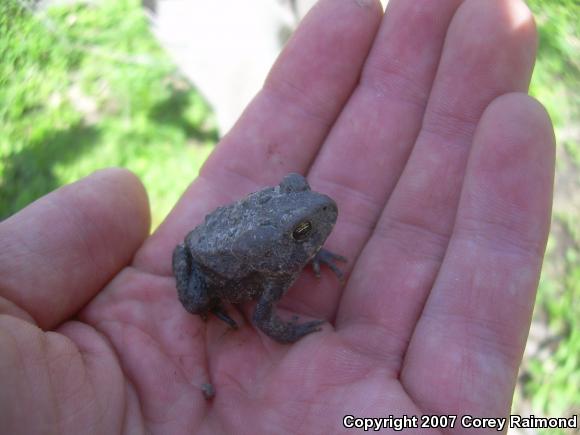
<box><xmin>252</xmin><ymin>281</ymin><xmax>324</xmax><ymax>343</ymax></box>
<box><xmin>311</xmin><ymin>248</ymin><xmax>347</xmax><ymax>281</ymax></box>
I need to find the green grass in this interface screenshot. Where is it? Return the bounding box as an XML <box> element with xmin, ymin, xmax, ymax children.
<box><xmin>0</xmin><ymin>0</ymin><xmax>217</xmax><ymax>228</ymax></box>
<box><xmin>0</xmin><ymin>0</ymin><xmax>579</xmax><ymax>426</ymax></box>
<box><xmin>521</xmin><ymin>0</ymin><xmax>580</xmax><ymax>429</ymax></box>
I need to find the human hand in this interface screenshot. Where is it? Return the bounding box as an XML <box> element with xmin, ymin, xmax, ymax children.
<box><xmin>0</xmin><ymin>0</ymin><xmax>555</xmax><ymax>433</ymax></box>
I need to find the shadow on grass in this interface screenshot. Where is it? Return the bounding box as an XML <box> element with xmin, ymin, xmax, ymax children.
<box><xmin>148</xmin><ymin>88</ymin><xmax>219</xmax><ymax>143</ymax></box>
<box><xmin>0</xmin><ymin>123</ymin><xmax>100</xmax><ymax>220</ymax></box>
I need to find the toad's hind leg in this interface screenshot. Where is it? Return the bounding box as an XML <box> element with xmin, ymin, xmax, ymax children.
<box><xmin>173</xmin><ymin>244</ymin><xmax>238</xmax><ymax>329</ymax></box>
<box><xmin>173</xmin><ymin>243</ymin><xmax>211</xmax><ymax>316</ymax></box>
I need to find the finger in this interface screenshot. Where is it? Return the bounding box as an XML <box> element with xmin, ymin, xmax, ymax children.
<box><xmin>0</xmin><ymin>168</ymin><xmax>150</xmax><ymax>329</ymax></box>
<box><xmin>285</xmin><ymin>0</ymin><xmax>462</xmax><ymax>319</ymax></box>
<box><xmin>136</xmin><ymin>0</ymin><xmax>383</xmax><ymax>273</ymax></box>
<box><xmin>401</xmin><ymin>94</ymin><xmax>554</xmax><ymax>417</ymax></box>
<box><xmin>337</xmin><ymin>0</ymin><xmax>537</xmax><ymax>362</ymax></box>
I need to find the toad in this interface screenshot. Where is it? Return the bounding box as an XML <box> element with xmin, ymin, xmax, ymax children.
<box><xmin>172</xmin><ymin>173</ymin><xmax>345</xmax><ymax>343</ymax></box>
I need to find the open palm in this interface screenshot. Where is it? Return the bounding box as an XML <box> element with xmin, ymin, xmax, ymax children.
<box><xmin>1</xmin><ymin>0</ymin><xmax>555</xmax><ymax>433</ymax></box>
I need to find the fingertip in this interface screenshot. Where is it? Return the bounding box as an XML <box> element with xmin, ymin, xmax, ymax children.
<box><xmin>489</xmin><ymin>92</ymin><xmax>554</xmax><ymax>134</ymax></box>
<box><xmin>460</xmin><ymin>92</ymin><xmax>555</xmax><ymax>258</ymax></box>
<box><xmin>450</xmin><ymin>0</ymin><xmax>538</xmax><ymax>88</ymax></box>
<box><xmin>84</xmin><ymin>167</ymin><xmax>152</xmax><ymax>240</ymax></box>
<box><xmin>504</xmin><ymin>0</ymin><xmax>539</xmax><ymax>70</ymax></box>
<box><xmin>480</xmin><ymin>92</ymin><xmax>556</xmax><ymax>164</ymax></box>
<box><xmin>502</xmin><ymin>0</ymin><xmax>536</xmax><ymax>28</ymax></box>
<box><xmin>459</xmin><ymin>0</ymin><xmax>536</xmax><ymax>35</ymax></box>
<box><xmin>0</xmin><ymin>167</ymin><xmax>151</xmax><ymax>329</ymax></box>
<box><xmin>57</xmin><ymin>167</ymin><xmax>152</xmax><ymax>267</ymax></box>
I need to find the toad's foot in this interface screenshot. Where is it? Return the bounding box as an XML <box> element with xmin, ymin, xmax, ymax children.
<box><xmin>253</xmin><ymin>287</ymin><xmax>325</xmax><ymax>343</ymax></box>
<box><xmin>255</xmin><ymin>314</ymin><xmax>325</xmax><ymax>344</ymax></box>
<box><xmin>211</xmin><ymin>305</ymin><xmax>238</xmax><ymax>329</ymax></box>
<box><xmin>311</xmin><ymin>248</ymin><xmax>347</xmax><ymax>282</ymax></box>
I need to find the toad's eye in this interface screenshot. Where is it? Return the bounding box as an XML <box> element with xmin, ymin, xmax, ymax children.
<box><xmin>292</xmin><ymin>221</ymin><xmax>312</xmax><ymax>241</ymax></box>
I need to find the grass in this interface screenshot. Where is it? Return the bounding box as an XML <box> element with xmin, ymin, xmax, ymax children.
<box><xmin>517</xmin><ymin>0</ymin><xmax>580</xmax><ymax>430</ymax></box>
<box><xmin>1</xmin><ymin>0</ymin><xmax>579</xmax><ymax>428</ymax></box>
<box><xmin>0</xmin><ymin>0</ymin><xmax>217</xmax><ymax>228</ymax></box>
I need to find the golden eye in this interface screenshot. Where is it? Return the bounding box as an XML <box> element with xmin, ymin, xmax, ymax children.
<box><xmin>292</xmin><ymin>221</ymin><xmax>312</xmax><ymax>240</ymax></box>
